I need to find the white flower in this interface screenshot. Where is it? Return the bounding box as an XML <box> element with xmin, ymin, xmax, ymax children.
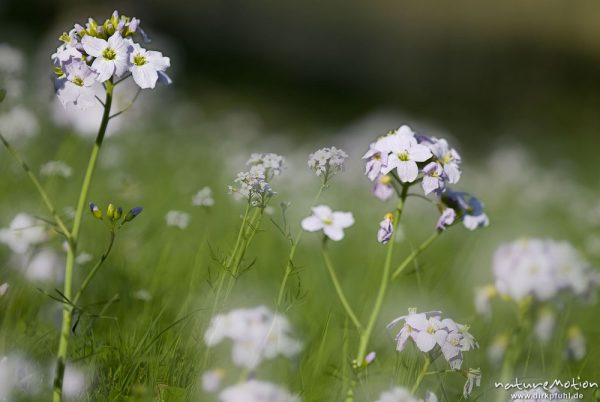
<box><xmin>307</xmin><ymin>146</ymin><xmax>348</xmax><ymax>182</ymax></box>
<box><xmin>421</xmin><ymin>162</ymin><xmax>445</xmax><ymax>195</ymax></box>
<box><xmin>374</xmin><ymin>386</ymin><xmax>419</xmax><ymax>402</ymax></box>
<box><xmin>0</xmin><ymin>283</ymin><xmax>8</xmax><ymax>296</ymax></box>
<box><xmin>75</xmin><ymin>252</ymin><xmax>92</xmax><ymax>265</ymax></box>
<box><xmin>40</xmin><ymin>160</ymin><xmax>73</xmax><ymax>178</ymax></box>
<box><xmin>0</xmin><ymin>106</ymin><xmax>39</xmax><ymax>143</ymax></box>
<box><xmin>55</xmin><ymin>60</ymin><xmax>98</xmax><ymax>109</ymax></box>
<box><xmin>388</xmin><ymin>309</ymin><xmax>477</xmax><ymax>369</ymax></box>
<box><xmin>62</xmin><ymin>365</ymin><xmax>87</xmax><ymax>399</ymax></box>
<box><xmin>82</xmin><ymin>32</ymin><xmax>130</xmax><ymax>82</ymax></box>
<box><xmin>534</xmin><ymin>307</ymin><xmax>556</xmax><ymax>344</ymax></box>
<box><xmin>229</xmin><ymin>170</ymin><xmax>275</xmax><ymax>207</ymax></box>
<box><xmin>492</xmin><ymin>239</ymin><xmax>599</xmax><ymax>302</ymax></box>
<box><xmin>0</xmin><ymin>213</ymin><xmax>48</xmax><ymax>254</ymax></box>
<box><xmin>247</xmin><ymin>153</ymin><xmax>285</xmax><ymax>179</ymax></box>
<box><xmin>129</xmin><ymin>42</ymin><xmax>170</xmax><ymax>89</ymax></box>
<box><xmin>165</xmin><ymin>210</ymin><xmax>190</xmax><ymax>229</ymax></box>
<box><xmin>192</xmin><ymin>187</ymin><xmax>215</xmax><ymax>207</ymax></box>
<box><xmin>463</xmin><ymin>368</ymin><xmax>481</xmax><ymax>399</ymax></box>
<box><xmin>24</xmin><ymin>249</ymin><xmax>62</xmax><ymax>282</ymax></box>
<box><xmin>380</xmin><ymin>126</ymin><xmax>432</xmax><ymax>182</ymax></box>
<box><xmin>202</xmin><ymin>369</ymin><xmax>225</xmax><ymax>393</ymax></box>
<box><xmin>372</xmin><ymin>174</ymin><xmax>394</xmax><ymax>201</ymax></box>
<box><xmin>301</xmin><ymin>205</ymin><xmax>354</xmax><ymax>241</ymax></box>
<box><xmin>425</xmin><ymin>137</ymin><xmax>461</xmax><ymax>184</ymax></box>
<box><xmin>487</xmin><ymin>334</ymin><xmax>508</xmax><ymax>367</ymax></box>
<box><xmin>204</xmin><ymin>306</ymin><xmax>302</xmax><ymax>370</ymax></box>
<box><xmin>0</xmin><ymin>354</ymin><xmax>42</xmax><ymax>399</ymax></box>
<box><xmin>132</xmin><ymin>289</ymin><xmax>152</xmax><ymax>301</ymax></box>
<box><xmin>219</xmin><ymin>380</ymin><xmax>300</xmax><ymax>402</ymax></box>
<box><xmin>473</xmin><ymin>285</ymin><xmax>497</xmax><ymax>319</ymax></box>
<box><xmin>377</xmin><ymin>213</ymin><xmax>394</xmax><ymax>244</ymax></box>
<box><xmin>0</xmin><ymin>44</ymin><xmax>24</xmax><ymax>75</ymax></box>
<box><xmin>565</xmin><ymin>326</ymin><xmax>585</xmax><ymax>361</ymax></box>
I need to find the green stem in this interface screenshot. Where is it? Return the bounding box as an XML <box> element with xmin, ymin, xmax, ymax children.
<box><xmin>72</xmin><ymin>230</ymin><xmax>115</xmax><ymax>306</ymax></box>
<box><xmin>276</xmin><ymin>184</ymin><xmax>325</xmax><ymax>308</ymax></box>
<box><xmin>391</xmin><ymin>231</ymin><xmax>440</xmax><ymax>280</ymax></box>
<box><xmin>320</xmin><ymin>247</ymin><xmax>362</xmax><ymax>332</ymax></box>
<box><xmin>355</xmin><ymin>184</ymin><xmax>408</xmax><ymax>367</ymax></box>
<box><xmin>0</xmin><ymin>133</ymin><xmax>71</xmax><ymax>238</ymax></box>
<box><xmin>53</xmin><ymin>80</ymin><xmax>113</xmax><ymax>402</ymax></box>
<box><xmin>411</xmin><ymin>356</ymin><xmax>431</xmax><ymax>394</ymax></box>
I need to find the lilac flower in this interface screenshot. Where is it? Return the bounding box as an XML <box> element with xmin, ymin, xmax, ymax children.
<box><xmin>129</xmin><ymin>42</ymin><xmax>170</xmax><ymax>89</ymax></box>
<box><xmin>377</xmin><ymin>213</ymin><xmax>394</xmax><ymax>244</ymax></box>
<box><xmin>436</xmin><ymin>208</ymin><xmax>456</xmax><ymax>231</ymax></box>
<box><xmin>307</xmin><ymin>146</ymin><xmax>348</xmax><ymax>183</ymax></box>
<box><xmin>82</xmin><ymin>32</ymin><xmax>130</xmax><ymax>82</ymax></box>
<box><xmin>362</xmin><ymin>142</ymin><xmax>388</xmax><ymax>181</ymax></box>
<box><xmin>463</xmin><ymin>368</ymin><xmax>481</xmax><ymax>399</ymax></box>
<box><xmin>422</xmin><ymin>162</ymin><xmax>445</xmax><ymax>195</ymax></box>
<box><xmin>372</xmin><ymin>174</ymin><xmax>394</xmax><ymax>201</ymax></box>
<box><xmin>388</xmin><ymin>309</ymin><xmax>478</xmax><ymax>369</ymax></box>
<box><xmin>301</xmin><ymin>205</ymin><xmax>354</xmax><ymax>241</ymax></box>
<box><xmin>425</xmin><ymin>137</ymin><xmax>462</xmax><ymax>183</ymax></box>
<box><xmin>381</xmin><ymin>126</ymin><xmax>432</xmax><ymax>182</ymax></box>
<box><xmin>55</xmin><ymin>61</ymin><xmax>98</xmax><ymax>109</ymax></box>
<box><xmin>440</xmin><ymin>191</ymin><xmax>488</xmax><ymax>231</ymax></box>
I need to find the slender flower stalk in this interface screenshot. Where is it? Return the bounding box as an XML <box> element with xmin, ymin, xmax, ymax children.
<box><xmin>53</xmin><ymin>80</ymin><xmax>113</xmax><ymax>402</ymax></box>
<box><xmin>411</xmin><ymin>356</ymin><xmax>432</xmax><ymax>394</ymax></box>
<box><xmin>276</xmin><ymin>183</ymin><xmax>325</xmax><ymax>308</ymax></box>
<box><xmin>391</xmin><ymin>231</ymin><xmax>440</xmax><ymax>280</ymax></box>
<box><xmin>354</xmin><ymin>184</ymin><xmax>408</xmax><ymax>368</ymax></box>
<box><xmin>320</xmin><ymin>246</ymin><xmax>362</xmax><ymax>331</ymax></box>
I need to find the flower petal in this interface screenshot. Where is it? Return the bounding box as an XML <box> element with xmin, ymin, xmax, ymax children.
<box><xmin>301</xmin><ymin>216</ymin><xmax>323</xmax><ymax>232</ymax></box>
<box><xmin>396</xmin><ymin>161</ymin><xmax>418</xmax><ymax>182</ymax></box>
<box><xmin>323</xmin><ymin>225</ymin><xmax>344</xmax><ymax>241</ymax></box>
<box><xmin>332</xmin><ymin>212</ymin><xmax>354</xmax><ymax>228</ymax></box>
<box><xmin>81</xmin><ymin>35</ymin><xmax>106</xmax><ymax>57</ymax></box>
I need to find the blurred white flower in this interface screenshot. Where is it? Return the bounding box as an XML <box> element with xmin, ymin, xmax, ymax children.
<box><xmin>473</xmin><ymin>285</ymin><xmax>497</xmax><ymax>319</ymax></box>
<box><xmin>192</xmin><ymin>187</ymin><xmax>214</xmax><ymax>207</ymax></box>
<box><xmin>0</xmin><ymin>354</ymin><xmax>42</xmax><ymax>400</ymax></box>
<box><xmin>62</xmin><ymin>365</ymin><xmax>87</xmax><ymax>400</ymax></box>
<box><xmin>0</xmin><ymin>44</ymin><xmax>24</xmax><ymax>75</ymax></box>
<box><xmin>204</xmin><ymin>306</ymin><xmax>302</xmax><ymax>370</ymax></box>
<box><xmin>374</xmin><ymin>386</ymin><xmax>419</xmax><ymax>402</ymax></box>
<box><xmin>132</xmin><ymin>289</ymin><xmax>152</xmax><ymax>302</ymax></box>
<box><xmin>202</xmin><ymin>369</ymin><xmax>225</xmax><ymax>393</ymax></box>
<box><xmin>487</xmin><ymin>334</ymin><xmax>508</xmax><ymax>367</ymax></box>
<box><xmin>247</xmin><ymin>153</ymin><xmax>285</xmax><ymax>179</ymax></box>
<box><xmin>40</xmin><ymin>161</ymin><xmax>73</xmax><ymax>178</ymax></box>
<box><xmin>307</xmin><ymin>146</ymin><xmax>348</xmax><ymax>183</ymax></box>
<box><xmin>24</xmin><ymin>249</ymin><xmax>62</xmax><ymax>282</ymax></box>
<box><xmin>534</xmin><ymin>307</ymin><xmax>556</xmax><ymax>344</ymax></box>
<box><xmin>219</xmin><ymin>380</ymin><xmax>300</xmax><ymax>402</ymax></box>
<box><xmin>493</xmin><ymin>239</ymin><xmax>600</xmax><ymax>302</ymax></box>
<box><xmin>301</xmin><ymin>205</ymin><xmax>354</xmax><ymax>241</ymax></box>
<box><xmin>0</xmin><ymin>283</ymin><xmax>8</xmax><ymax>296</ymax></box>
<box><xmin>75</xmin><ymin>252</ymin><xmax>93</xmax><ymax>265</ymax></box>
<box><xmin>0</xmin><ymin>106</ymin><xmax>39</xmax><ymax>143</ymax></box>
<box><xmin>565</xmin><ymin>326</ymin><xmax>585</xmax><ymax>361</ymax></box>
<box><xmin>165</xmin><ymin>210</ymin><xmax>190</xmax><ymax>229</ymax></box>
<box><xmin>0</xmin><ymin>213</ymin><xmax>48</xmax><ymax>254</ymax></box>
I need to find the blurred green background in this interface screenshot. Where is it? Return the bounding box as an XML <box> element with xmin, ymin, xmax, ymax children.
<box><xmin>0</xmin><ymin>1</ymin><xmax>599</xmax><ymax>401</ymax></box>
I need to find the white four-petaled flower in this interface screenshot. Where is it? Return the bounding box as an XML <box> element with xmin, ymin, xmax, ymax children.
<box><xmin>82</xmin><ymin>32</ymin><xmax>130</xmax><ymax>82</ymax></box>
<box><xmin>301</xmin><ymin>205</ymin><xmax>354</xmax><ymax>241</ymax></box>
<box><xmin>129</xmin><ymin>42</ymin><xmax>170</xmax><ymax>89</ymax></box>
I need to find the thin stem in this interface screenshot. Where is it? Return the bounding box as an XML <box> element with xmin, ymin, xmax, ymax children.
<box><xmin>354</xmin><ymin>184</ymin><xmax>408</xmax><ymax>367</ymax></box>
<box><xmin>391</xmin><ymin>232</ymin><xmax>440</xmax><ymax>280</ymax></box>
<box><xmin>72</xmin><ymin>230</ymin><xmax>115</xmax><ymax>306</ymax></box>
<box><xmin>109</xmin><ymin>88</ymin><xmax>141</xmax><ymax>120</ymax></box>
<box><xmin>320</xmin><ymin>246</ymin><xmax>362</xmax><ymax>332</ymax></box>
<box><xmin>53</xmin><ymin>80</ymin><xmax>113</xmax><ymax>402</ymax></box>
<box><xmin>276</xmin><ymin>183</ymin><xmax>325</xmax><ymax>308</ymax></box>
<box><xmin>0</xmin><ymin>133</ymin><xmax>71</xmax><ymax>238</ymax></box>
<box><xmin>411</xmin><ymin>356</ymin><xmax>431</xmax><ymax>394</ymax></box>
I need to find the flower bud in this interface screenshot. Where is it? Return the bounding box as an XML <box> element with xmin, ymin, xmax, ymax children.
<box><xmin>89</xmin><ymin>202</ymin><xmax>102</xmax><ymax>219</ymax></box>
<box><xmin>107</xmin><ymin>203</ymin><xmax>116</xmax><ymax>220</ymax></box>
<box><xmin>113</xmin><ymin>207</ymin><xmax>123</xmax><ymax>221</ymax></box>
<box><xmin>123</xmin><ymin>207</ymin><xmax>143</xmax><ymax>223</ymax></box>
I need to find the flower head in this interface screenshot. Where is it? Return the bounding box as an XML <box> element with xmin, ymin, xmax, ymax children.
<box><xmin>308</xmin><ymin>146</ymin><xmax>348</xmax><ymax>184</ymax></box>
<box><xmin>219</xmin><ymin>380</ymin><xmax>300</xmax><ymax>402</ymax></box>
<box><xmin>192</xmin><ymin>186</ymin><xmax>215</xmax><ymax>207</ymax></box>
<box><xmin>0</xmin><ymin>213</ymin><xmax>48</xmax><ymax>254</ymax></box>
<box><xmin>55</xmin><ymin>60</ymin><xmax>98</xmax><ymax>109</ymax></box>
<box><xmin>372</xmin><ymin>174</ymin><xmax>395</xmax><ymax>201</ymax></box>
<box><xmin>128</xmin><ymin>42</ymin><xmax>170</xmax><ymax>89</ymax></box>
<box><xmin>82</xmin><ymin>32</ymin><xmax>130</xmax><ymax>82</ymax></box>
<box><xmin>247</xmin><ymin>153</ymin><xmax>285</xmax><ymax>180</ymax></box>
<box><xmin>387</xmin><ymin>308</ymin><xmax>477</xmax><ymax>369</ymax></box>
<box><xmin>165</xmin><ymin>210</ymin><xmax>190</xmax><ymax>229</ymax></box>
<box><xmin>301</xmin><ymin>205</ymin><xmax>354</xmax><ymax>241</ymax></box>
<box><xmin>440</xmin><ymin>191</ymin><xmax>488</xmax><ymax>230</ymax></box>
<box><xmin>204</xmin><ymin>306</ymin><xmax>302</xmax><ymax>369</ymax></box>
<box><xmin>380</xmin><ymin>126</ymin><xmax>432</xmax><ymax>182</ymax></box>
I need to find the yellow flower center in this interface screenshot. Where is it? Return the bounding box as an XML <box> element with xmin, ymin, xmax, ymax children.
<box><xmin>133</xmin><ymin>53</ymin><xmax>147</xmax><ymax>66</ymax></box>
<box><xmin>322</xmin><ymin>217</ymin><xmax>333</xmax><ymax>225</ymax></box>
<box><xmin>102</xmin><ymin>47</ymin><xmax>117</xmax><ymax>60</ymax></box>
<box><xmin>72</xmin><ymin>76</ymin><xmax>84</xmax><ymax>87</ymax></box>
<box><xmin>398</xmin><ymin>151</ymin><xmax>409</xmax><ymax>161</ymax></box>
<box><xmin>379</xmin><ymin>175</ymin><xmax>392</xmax><ymax>185</ymax></box>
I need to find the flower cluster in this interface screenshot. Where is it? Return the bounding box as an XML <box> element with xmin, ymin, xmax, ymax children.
<box><xmin>307</xmin><ymin>146</ymin><xmax>348</xmax><ymax>184</ymax></box>
<box><xmin>301</xmin><ymin>205</ymin><xmax>354</xmax><ymax>241</ymax></box>
<box><xmin>363</xmin><ymin>125</ymin><xmax>488</xmax><ymax>231</ymax></box>
<box><xmin>40</xmin><ymin>160</ymin><xmax>73</xmax><ymax>178</ymax></box>
<box><xmin>387</xmin><ymin>309</ymin><xmax>478</xmax><ymax>370</ymax></box>
<box><xmin>229</xmin><ymin>154</ymin><xmax>284</xmax><ymax>208</ymax></box>
<box><xmin>375</xmin><ymin>387</ymin><xmax>437</xmax><ymax>402</ymax></box>
<box><xmin>204</xmin><ymin>306</ymin><xmax>302</xmax><ymax>370</ymax></box>
<box><xmin>491</xmin><ymin>239</ymin><xmax>600</xmax><ymax>303</ymax></box>
<box><xmin>89</xmin><ymin>202</ymin><xmax>143</xmax><ymax>227</ymax></box>
<box><xmin>192</xmin><ymin>186</ymin><xmax>215</xmax><ymax>207</ymax></box>
<box><xmin>52</xmin><ymin>11</ymin><xmax>171</xmax><ymax>109</ymax></box>
<box><xmin>218</xmin><ymin>380</ymin><xmax>300</xmax><ymax>402</ymax></box>
<box><xmin>165</xmin><ymin>210</ymin><xmax>190</xmax><ymax>229</ymax></box>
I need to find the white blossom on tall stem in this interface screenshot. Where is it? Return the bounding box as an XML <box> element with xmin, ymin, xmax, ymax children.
<box><xmin>55</xmin><ymin>61</ymin><xmax>98</xmax><ymax>109</ymax></box>
<box><xmin>82</xmin><ymin>32</ymin><xmax>130</xmax><ymax>82</ymax></box>
<box><xmin>129</xmin><ymin>42</ymin><xmax>170</xmax><ymax>89</ymax></box>
<box><xmin>381</xmin><ymin>127</ymin><xmax>432</xmax><ymax>183</ymax></box>
<box><xmin>301</xmin><ymin>205</ymin><xmax>354</xmax><ymax>241</ymax></box>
